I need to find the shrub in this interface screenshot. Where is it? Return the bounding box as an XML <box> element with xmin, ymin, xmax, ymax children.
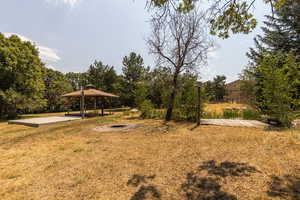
<box><xmin>202</xmin><ymin>111</ymin><xmax>222</xmax><ymax>119</ymax></box>
<box><xmin>139</xmin><ymin>100</ymin><xmax>154</xmax><ymax>119</ymax></box>
<box><xmin>242</xmin><ymin>109</ymin><xmax>260</xmax><ymax>120</ymax></box>
<box><xmin>223</xmin><ymin>109</ymin><xmax>241</xmax><ymax>119</ymax></box>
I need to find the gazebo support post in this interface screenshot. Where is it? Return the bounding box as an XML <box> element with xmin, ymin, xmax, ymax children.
<box><xmin>94</xmin><ymin>97</ymin><xmax>97</xmax><ymax>115</ymax></box>
<box><xmin>80</xmin><ymin>89</ymin><xmax>85</xmax><ymax>119</ymax></box>
<box><xmin>101</xmin><ymin>97</ymin><xmax>104</xmax><ymax>116</ymax></box>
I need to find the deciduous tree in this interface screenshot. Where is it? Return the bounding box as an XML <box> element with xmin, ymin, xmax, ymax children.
<box><xmin>44</xmin><ymin>68</ymin><xmax>73</xmax><ymax>112</ymax></box>
<box><xmin>148</xmin><ymin>9</ymin><xmax>213</xmax><ymax>120</ymax></box>
<box><xmin>0</xmin><ymin>33</ymin><xmax>46</xmax><ymax>118</ymax></box>
<box><xmin>148</xmin><ymin>0</ymin><xmax>286</xmax><ymax>38</ymax></box>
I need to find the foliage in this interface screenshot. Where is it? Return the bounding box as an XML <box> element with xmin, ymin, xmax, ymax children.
<box><xmin>202</xmin><ymin>111</ymin><xmax>223</xmax><ymax>119</ymax></box>
<box><xmin>148</xmin><ymin>9</ymin><xmax>212</xmax><ymax>121</ymax></box>
<box><xmin>243</xmin><ymin>1</ymin><xmax>300</xmax><ymax>127</ymax></box>
<box><xmin>176</xmin><ymin>74</ymin><xmax>203</xmax><ymax>122</ymax></box>
<box><xmin>139</xmin><ymin>100</ymin><xmax>155</xmax><ymax>119</ymax></box>
<box><xmin>242</xmin><ymin>109</ymin><xmax>260</xmax><ymax>120</ymax></box>
<box><xmin>148</xmin><ymin>66</ymin><xmax>172</xmax><ymax>108</ymax></box>
<box><xmin>223</xmin><ymin>109</ymin><xmax>242</xmax><ymax>119</ymax></box>
<box><xmin>212</xmin><ymin>75</ymin><xmax>227</xmax><ymax>102</ymax></box>
<box><xmin>203</xmin><ymin>75</ymin><xmax>227</xmax><ymax>102</ymax></box>
<box><xmin>135</xmin><ymin>82</ymin><xmax>150</xmax><ymax>109</ymax></box>
<box><xmin>65</xmin><ymin>72</ymin><xmax>89</xmax><ymax>91</ymax></box>
<box><xmin>149</xmin><ymin>0</ymin><xmax>286</xmax><ymax>38</ymax></box>
<box><xmin>257</xmin><ymin>54</ymin><xmax>297</xmax><ymax>127</ymax></box>
<box><xmin>0</xmin><ymin>33</ymin><xmax>46</xmax><ymax>118</ymax></box>
<box><xmin>44</xmin><ymin>68</ymin><xmax>73</xmax><ymax>112</ymax></box>
<box><xmin>120</xmin><ymin>52</ymin><xmax>150</xmax><ymax>107</ymax></box>
<box><xmin>87</xmin><ymin>60</ymin><xmax>118</xmax><ymax>92</ymax></box>
<box><xmin>239</xmin><ymin>67</ymin><xmax>257</xmax><ymax>106</ymax></box>
<box><xmin>122</xmin><ymin>52</ymin><xmax>149</xmax><ymax>83</ymax></box>
<box><xmin>202</xmin><ymin>108</ymin><xmax>260</xmax><ymax>120</ymax></box>
<box><xmin>247</xmin><ymin>0</ymin><xmax>300</xmax><ymax>64</ymax></box>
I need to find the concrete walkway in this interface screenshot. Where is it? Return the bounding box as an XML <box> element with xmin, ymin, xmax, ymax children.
<box><xmin>201</xmin><ymin>119</ymin><xmax>268</xmax><ymax>128</ymax></box>
<box><xmin>8</xmin><ymin>116</ymin><xmax>81</xmax><ymax>127</ymax></box>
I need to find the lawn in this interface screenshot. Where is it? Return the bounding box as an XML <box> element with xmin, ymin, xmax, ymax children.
<box><xmin>0</xmin><ymin>112</ymin><xmax>300</xmax><ymax>200</ymax></box>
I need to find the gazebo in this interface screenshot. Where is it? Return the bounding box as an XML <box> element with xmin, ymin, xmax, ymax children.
<box><xmin>62</xmin><ymin>86</ymin><xmax>119</xmax><ymax>118</ymax></box>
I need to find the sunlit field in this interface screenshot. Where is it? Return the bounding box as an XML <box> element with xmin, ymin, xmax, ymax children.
<box><xmin>0</xmin><ymin>111</ymin><xmax>300</xmax><ymax>200</ymax></box>
<box><xmin>204</xmin><ymin>103</ymin><xmax>249</xmax><ymax>114</ymax></box>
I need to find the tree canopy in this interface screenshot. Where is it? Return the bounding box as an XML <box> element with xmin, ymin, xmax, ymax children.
<box><xmin>149</xmin><ymin>0</ymin><xmax>286</xmax><ymax>38</ymax></box>
<box><xmin>0</xmin><ymin>33</ymin><xmax>46</xmax><ymax>118</ymax></box>
<box><xmin>148</xmin><ymin>9</ymin><xmax>212</xmax><ymax>120</ymax></box>
<box><xmin>240</xmin><ymin>0</ymin><xmax>300</xmax><ymax>126</ymax></box>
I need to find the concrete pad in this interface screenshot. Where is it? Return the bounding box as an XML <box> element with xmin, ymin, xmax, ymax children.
<box><xmin>8</xmin><ymin>116</ymin><xmax>81</xmax><ymax>127</ymax></box>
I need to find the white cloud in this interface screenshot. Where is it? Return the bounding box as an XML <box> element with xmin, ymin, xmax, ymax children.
<box><xmin>3</xmin><ymin>33</ymin><xmax>61</xmax><ymax>63</ymax></box>
<box><xmin>38</xmin><ymin>46</ymin><xmax>60</xmax><ymax>62</ymax></box>
<box><xmin>45</xmin><ymin>64</ymin><xmax>56</xmax><ymax>70</ymax></box>
<box><xmin>46</xmin><ymin>0</ymin><xmax>81</xmax><ymax>6</ymax></box>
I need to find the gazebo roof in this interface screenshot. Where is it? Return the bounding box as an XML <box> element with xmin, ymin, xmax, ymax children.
<box><xmin>62</xmin><ymin>89</ymin><xmax>119</xmax><ymax>98</ymax></box>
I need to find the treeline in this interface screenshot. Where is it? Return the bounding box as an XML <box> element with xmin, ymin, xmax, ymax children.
<box><xmin>240</xmin><ymin>0</ymin><xmax>300</xmax><ymax>127</ymax></box>
<box><xmin>0</xmin><ymin>33</ymin><xmax>229</xmax><ymax>120</ymax></box>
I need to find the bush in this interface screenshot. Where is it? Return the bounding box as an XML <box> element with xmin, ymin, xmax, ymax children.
<box><xmin>202</xmin><ymin>111</ymin><xmax>222</xmax><ymax>119</ymax></box>
<box><xmin>242</xmin><ymin>109</ymin><xmax>260</xmax><ymax>120</ymax></box>
<box><xmin>139</xmin><ymin>100</ymin><xmax>154</xmax><ymax>119</ymax></box>
<box><xmin>223</xmin><ymin>109</ymin><xmax>241</xmax><ymax>119</ymax></box>
<box><xmin>179</xmin><ymin>105</ymin><xmax>198</xmax><ymax>122</ymax></box>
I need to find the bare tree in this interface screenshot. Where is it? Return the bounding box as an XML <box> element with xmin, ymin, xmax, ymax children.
<box><xmin>147</xmin><ymin>9</ymin><xmax>213</xmax><ymax>121</ymax></box>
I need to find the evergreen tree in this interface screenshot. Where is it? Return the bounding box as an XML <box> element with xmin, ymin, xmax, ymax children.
<box><xmin>247</xmin><ymin>0</ymin><xmax>300</xmax><ymax>63</ymax></box>
<box><xmin>212</xmin><ymin>75</ymin><xmax>227</xmax><ymax>102</ymax></box>
<box><xmin>87</xmin><ymin>60</ymin><xmax>118</xmax><ymax>92</ymax></box>
<box><xmin>242</xmin><ymin>0</ymin><xmax>300</xmax><ymax>126</ymax></box>
<box><xmin>203</xmin><ymin>75</ymin><xmax>227</xmax><ymax>102</ymax></box>
<box><xmin>120</xmin><ymin>52</ymin><xmax>150</xmax><ymax>107</ymax></box>
<box><xmin>257</xmin><ymin>54</ymin><xmax>297</xmax><ymax>127</ymax></box>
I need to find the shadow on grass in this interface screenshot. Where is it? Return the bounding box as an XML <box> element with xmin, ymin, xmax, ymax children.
<box><xmin>181</xmin><ymin>160</ymin><xmax>260</xmax><ymax>200</ymax></box>
<box><xmin>267</xmin><ymin>174</ymin><xmax>300</xmax><ymax>200</ymax></box>
<box><xmin>127</xmin><ymin>174</ymin><xmax>160</xmax><ymax>200</ymax></box>
<box><xmin>198</xmin><ymin>160</ymin><xmax>260</xmax><ymax>178</ymax></box>
<box><xmin>182</xmin><ymin>175</ymin><xmax>237</xmax><ymax>200</ymax></box>
<box><xmin>130</xmin><ymin>186</ymin><xmax>161</xmax><ymax>200</ymax></box>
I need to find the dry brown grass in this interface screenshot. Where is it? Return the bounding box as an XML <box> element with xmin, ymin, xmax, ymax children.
<box><xmin>0</xmin><ymin>114</ymin><xmax>300</xmax><ymax>200</ymax></box>
<box><xmin>204</xmin><ymin>103</ymin><xmax>248</xmax><ymax>114</ymax></box>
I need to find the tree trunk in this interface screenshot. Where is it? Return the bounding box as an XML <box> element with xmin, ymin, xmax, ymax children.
<box><xmin>165</xmin><ymin>70</ymin><xmax>179</xmax><ymax>121</ymax></box>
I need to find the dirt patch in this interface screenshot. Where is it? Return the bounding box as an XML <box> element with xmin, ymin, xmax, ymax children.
<box><xmin>93</xmin><ymin>123</ymin><xmax>142</xmax><ymax>132</ymax></box>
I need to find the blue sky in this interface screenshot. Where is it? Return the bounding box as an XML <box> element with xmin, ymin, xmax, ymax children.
<box><xmin>0</xmin><ymin>0</ymin><xmax>270</xmax><ymax>82</ymax></box>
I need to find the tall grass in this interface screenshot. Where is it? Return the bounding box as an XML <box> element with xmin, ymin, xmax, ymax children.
<box><xmin>140</xmin><ymin>108</ymin><xmax>261</xmax><ymax>121</ymax></box>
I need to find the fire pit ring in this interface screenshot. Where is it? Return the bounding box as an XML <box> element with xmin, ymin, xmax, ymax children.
<box><xmin>93</xmin><ymin>123</ymin><xmax>141</xmax><ymax>132</ymax></box>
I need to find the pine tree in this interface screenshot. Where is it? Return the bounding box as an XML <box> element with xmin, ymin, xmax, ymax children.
<box><xmin>242</xmin><ymin>0</ymin><xmax>300</xmax><ymax>126</ymax></box>
<box><xmin>257</xmin><ymin>54</ymin><xmax>295</xmax><ymax>127</ymax></box>
<box><xmin>247</xmin><ymin>0</ymin><xmax>300</xmax><ymax>63</ymax></box>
